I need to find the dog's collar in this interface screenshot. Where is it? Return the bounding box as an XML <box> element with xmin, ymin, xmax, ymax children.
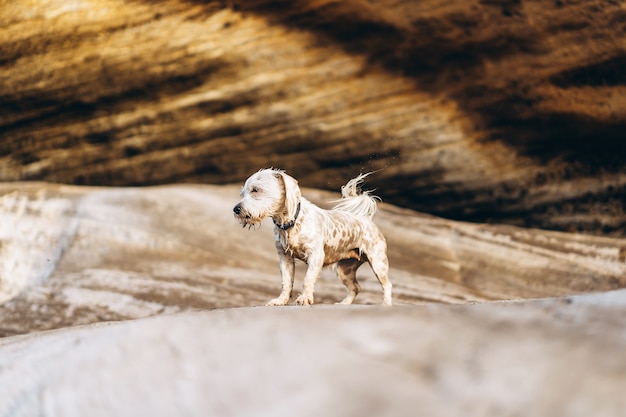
<box><xmin>273</xmin><ymin>202</ymin><xmax>301</xmax><ymax>231</ymax></box>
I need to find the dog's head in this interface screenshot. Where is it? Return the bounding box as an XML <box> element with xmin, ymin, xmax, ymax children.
<box><xmin>233</xmin><ymin>168</ymin><xmax>301</xmax><ymax>229</ymax></box>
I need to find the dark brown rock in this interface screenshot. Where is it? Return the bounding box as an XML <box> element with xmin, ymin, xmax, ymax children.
<box><xmin>1</xmin><ymin>1</ymin><xmax>625</xmax><ymax>235</ymax></box>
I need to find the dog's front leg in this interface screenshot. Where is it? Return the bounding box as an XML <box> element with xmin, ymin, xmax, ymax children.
<box><xmin>267</xmin><ymin>251</ymin><xmax>295</xmax><ymax>306</ymax></box>
<box><xmin>295</xmin><ymin>250</ymin><xmax>324</xmax><ymax>306</ymax></box>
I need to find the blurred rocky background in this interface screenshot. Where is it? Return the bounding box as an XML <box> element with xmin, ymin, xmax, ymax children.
<box><xmin>2</xmin><ymin>0</ymin><xmax>625</xmax><ymax>235</ymax></box>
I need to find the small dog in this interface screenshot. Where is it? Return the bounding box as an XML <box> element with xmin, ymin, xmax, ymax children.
<box><xmin>233</xmin><ymin>168</ymin><xmax>392</xmax><ymax>306</ymax></box>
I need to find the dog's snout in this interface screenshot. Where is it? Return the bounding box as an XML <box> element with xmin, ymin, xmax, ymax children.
<box><xmin>233</xmin><ymin>203</ymin><xmax>242</xmax><ymax>215</ymax></box>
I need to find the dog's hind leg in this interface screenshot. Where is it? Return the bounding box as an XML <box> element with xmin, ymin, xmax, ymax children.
<box><xmin>336</xmin><ymin>258</ymin><xmax>365</xmax><ymax>305</ymax></box>
<box><xmin>366</xmin><ymin>240</ymin><xmax>392</xmax><ymax>306</ymax></box>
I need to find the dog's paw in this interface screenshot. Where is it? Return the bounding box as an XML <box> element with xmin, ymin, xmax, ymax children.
<box><xmin>266</xmin><ymin>298</ymin><xmax>288</xmax><ymax>306</ymax></box>
<box><xmin>295</xmin><ymin>294</ymin><xmax>314</xmax><ymax>306</ymax></box>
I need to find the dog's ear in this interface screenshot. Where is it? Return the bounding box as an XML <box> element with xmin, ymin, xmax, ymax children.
<box><xmin>275</xmin><ymin>171</ymin><xmax>301</xmax><ymax>218</ymax></box>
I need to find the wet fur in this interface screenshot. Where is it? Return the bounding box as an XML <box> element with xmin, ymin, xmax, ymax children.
<box><xmin>234</xmin><ymin>168</ymin><xmax>392</xmax><ymax>306</ymax></box>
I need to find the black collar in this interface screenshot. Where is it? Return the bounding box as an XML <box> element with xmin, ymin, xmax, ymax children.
<box><xmin>273</xmin><ymin>202</ymin><xmax>301</xmax><ymax>231</ymax></box>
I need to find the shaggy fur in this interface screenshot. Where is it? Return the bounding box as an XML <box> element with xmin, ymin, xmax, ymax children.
<box><xmin>233</xmin><ymin>168</ymin><xmax>392</xmax><ymax>306</ymax></box>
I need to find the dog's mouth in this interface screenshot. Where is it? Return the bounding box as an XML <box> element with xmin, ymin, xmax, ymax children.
<box><xmin>233</xmin><ymin>203</ymin><xmax>266</xmax><ymax>230</ymax></box>
<box><xmin>234</xmin><ymin>213</ymin><xmax>262</xmax><ymax>230</ymax></box>
<box><xmin>240</xmin><ymin>220</ymin><xmax>262</xmax><ymax>230</ymax></box>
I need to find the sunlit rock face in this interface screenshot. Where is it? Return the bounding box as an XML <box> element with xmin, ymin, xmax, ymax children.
<box><xmin>1</xmin><ymin>0</ymin><xmax>625</xmax><ymax>235</ymax></box>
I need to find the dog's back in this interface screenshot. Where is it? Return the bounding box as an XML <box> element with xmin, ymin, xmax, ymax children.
<box><xmin>332</xmin><ymin>173</ymin><xmax>380</xmax><ymax>218</ymax></box>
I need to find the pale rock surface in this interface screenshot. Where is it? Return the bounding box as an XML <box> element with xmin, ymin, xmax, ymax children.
<box><xmin>1</xmin><ymin>182</ymin><xmax>626</xmax><ymax>415</ymax></box>
<box><xmin>1</xmin><ymin>182</ymin><xmax>625</xmax><ymax>336</ymax></box>
<box><xmin>1</xmin><ymin>290</ymin><xmax>626</xmax><ymax>417</ymax></box>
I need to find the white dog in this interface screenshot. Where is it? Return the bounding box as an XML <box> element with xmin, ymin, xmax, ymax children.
<box><xmin>233</xmin><ymin>168</ymin><xmax>392</xmax><ymax>306</ymax></box>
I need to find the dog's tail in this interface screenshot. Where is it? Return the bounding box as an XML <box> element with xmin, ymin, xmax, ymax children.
<box><xmin>332</xmin><ymin>172</ymin><xmax>380</xmax><ymax>218</ymax></box>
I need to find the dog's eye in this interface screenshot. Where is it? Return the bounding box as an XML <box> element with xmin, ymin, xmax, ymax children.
<box><xmin>251</xmin><ymin>186</ymin><xmax>260</xmax><ymax>193</ymax></box>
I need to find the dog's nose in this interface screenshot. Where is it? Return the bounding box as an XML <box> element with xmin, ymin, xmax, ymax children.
<box><xmin>233</xmin><ymin>204</ymin><xmax>242</xmax><ymax>215</ymax></box>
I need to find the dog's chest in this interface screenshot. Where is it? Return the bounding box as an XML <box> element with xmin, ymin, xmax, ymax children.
<box><xmin>277</xmin><ymin>231</ymin><xmax>310</xmax><ymax>261</ymax></box>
